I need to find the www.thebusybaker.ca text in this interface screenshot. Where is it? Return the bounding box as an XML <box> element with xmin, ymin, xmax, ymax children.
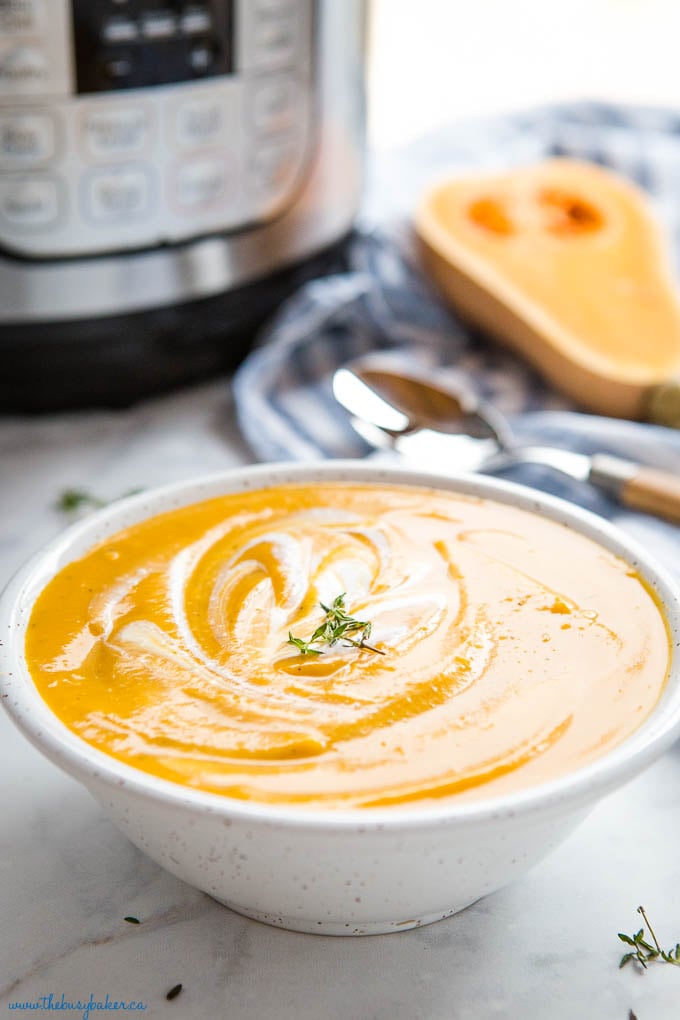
<box><xmin>7</xmin><ymin>992</ymin><xmax>147</xmax><ymax>1020</ymax></box>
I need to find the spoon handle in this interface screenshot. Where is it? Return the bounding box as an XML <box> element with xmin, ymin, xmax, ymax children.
<box><xmin>589</xmin><ymin>454</ymin><xmax>680</xmax><ymax>525</ymax></box>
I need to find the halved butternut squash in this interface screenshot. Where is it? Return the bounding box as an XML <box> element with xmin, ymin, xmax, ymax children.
<box><xmin>415</xmin><ymin>159</ymin><xmax>680</xmax><ymax>426</ymax></box>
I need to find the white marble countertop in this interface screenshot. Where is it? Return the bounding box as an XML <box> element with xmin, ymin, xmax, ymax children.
<box><xmin>1</xmin><ymin>380</ymin><xmax>679</xmax><ymax>1020</ymax></box>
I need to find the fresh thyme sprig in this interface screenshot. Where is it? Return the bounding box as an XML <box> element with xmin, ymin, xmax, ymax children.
<box><xmin>288</xmin><ymin>593</ymin><xmax>385</xmax><ymax>656</ymax></box>
<box><xmin>618</xmin><ymin>905</ymin><xmax>680</xmax><ymax>970</ymax></box>
<box><xmin>56</xmin><ymin>488</ymin><xmax>106</xmax><ymax>514</ymax></box>
<box><xmin>55</xmin><ymin>487</ymin><xmax>143</xmax><ymax>515</ymax></box>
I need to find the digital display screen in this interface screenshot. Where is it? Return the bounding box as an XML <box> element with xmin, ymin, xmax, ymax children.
<box><xmin>71</xmin><ymin>0</ymin><xmax>234</xmax><ymax>94</ymax></box>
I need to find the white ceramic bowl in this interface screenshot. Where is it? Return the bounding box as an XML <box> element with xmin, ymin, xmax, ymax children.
<box><xmin>2</xmin><ymin>463</ymin><xmax>680</xmax><ymax>936</ymax></box>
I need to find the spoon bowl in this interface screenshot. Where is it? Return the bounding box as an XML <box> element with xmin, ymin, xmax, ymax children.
<box><xmin>332</xmin><ymin>361</ymin><xmax>514</xmax><ymax>474</ymax></box>
<box><xmin>333</xmin><ymin>358</ymin><xmax>680</xmax><ymax>524</ymax></box>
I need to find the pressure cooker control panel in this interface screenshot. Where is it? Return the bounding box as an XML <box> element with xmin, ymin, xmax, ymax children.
<box><xmin>0</xmin><ymin>0</ymin><xmax>315</xmax><ymax>257</ymax></box>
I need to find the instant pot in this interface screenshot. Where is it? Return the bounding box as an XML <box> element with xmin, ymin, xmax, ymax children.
<box><xmin>0</xmin><ymin>0</ymin><xmax>366</xmax><ymax>410</ymax></box>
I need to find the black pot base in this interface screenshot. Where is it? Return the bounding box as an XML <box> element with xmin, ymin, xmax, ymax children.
<box><xmin>1</xmin><ymin>235</ymin><xmax>352</xmax><ymax>414</ymax></box>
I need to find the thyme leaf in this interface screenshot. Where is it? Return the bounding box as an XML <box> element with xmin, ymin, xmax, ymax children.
<box><xmin>55</xmin><ymin>487</ymin><xmax>143</xmax><ymax>516</ymax></box>
<box><xmin>618</xmin><ymin>906</ymin><xmax>680</xmax><ymax>971</ymax></box>
<box><xmin>287</xmin><ymin>632</ymin><xmax>323</xmax><ymax>656</ymax></box>
<box><xmin>55</xmin><ymin>488</ymin><xmax>105</xmax><ymax>514</ymax></box>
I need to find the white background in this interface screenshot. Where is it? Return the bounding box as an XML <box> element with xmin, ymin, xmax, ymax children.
<box><xmin>369</xmin><ymin>0</ymin><xmax>680</xmax><ymax>147</ymax></box>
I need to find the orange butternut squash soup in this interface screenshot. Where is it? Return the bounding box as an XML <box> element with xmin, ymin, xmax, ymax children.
<box><xmin>26</xmin><ymin>483</ymin><xmax>670</xmax><ymax>809</ymax></box>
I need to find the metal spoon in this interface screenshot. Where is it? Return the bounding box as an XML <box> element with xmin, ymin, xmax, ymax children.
<box><xmin>332</xmin><ymin>358</ymin><xmax>680</xmax><ymax>525</ymax></box>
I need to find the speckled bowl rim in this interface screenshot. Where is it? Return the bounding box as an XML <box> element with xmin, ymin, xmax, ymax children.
<box><xmin>2</xmin><ymin>461</ymin><xmax>680</xmax><ymax>832</ymax></box>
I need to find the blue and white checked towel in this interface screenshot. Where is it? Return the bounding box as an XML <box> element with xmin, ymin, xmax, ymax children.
<box><xmin>233</xmin><ymin>103</ymin><xmax>680</xmax><ymax>576</ymax></box>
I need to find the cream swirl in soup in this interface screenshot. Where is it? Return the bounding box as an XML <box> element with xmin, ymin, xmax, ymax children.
<box><xmin>26</xmin><ymin>483</ymin><xmax>670</xmax><ymax>808</ymax></box>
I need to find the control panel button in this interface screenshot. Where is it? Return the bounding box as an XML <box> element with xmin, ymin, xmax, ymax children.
<box><xmin>0</xmin><ymin>0</ymin><xmax>44</xmax><ymax>35</ymax></box>
<box><xmin>83</xmin><ymin>107</ymin><xmax>148</xmax><ymax>159</ymax></box>
<box><xmin>251</xmin><ymin>75</ymin><xmax>298</xmax><ymax>135</ymax></box>
<box><xmin>84</xmin><ymin>167</ymin><xmax>151</xmax><ymax>223</ymax></box>
<box><xmin>252</xmin><ymin>5</ymin><xmax>298</xmax><ymax>70</ymax></box>
<box><xmin>251</xmin><ymin>140</ymin><xmax>299</xmax><ymax>198</ymax></box>
<box><xmin>180</xmin><ymin>6</ymin><xmax>212</xmax><ymax>35</ymax></box>
<box><xmin>0</xmin><ymin>175</ymin><xmax>59</xmax><ymax>229</ymax></box>
<box><xmin>175</xmin><ymin>96</ymin><xmax>226</xmax><ymax>150</ymax></box>
<box><xmin>0</xmin><ymin>45</ymin><xmax>48</xmax><ymax>94</ymax></box>
<box><xmin>0</xmin><ymin>112</ymin><xmax>55</xmax><ymax>167</ymax></box>
<box><xmin>256</xmin><ymin>0</ymin><xmax>298</xmax><ymax>10</ymax></box>
<box><xmin>174</xmin><ymin>157</ymin><xmax>230</xmax><ymax>209</ymax></box>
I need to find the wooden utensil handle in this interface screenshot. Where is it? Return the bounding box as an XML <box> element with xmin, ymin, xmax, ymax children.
<box><xmin>588</xmin><ymin>454</ymin><xmax>680</xmax><ymax>525</ymax></box>
<box><xmin>622</xmin><ymin>466</ymin><xmax>680</xmax><ymax>523</ymax></box>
